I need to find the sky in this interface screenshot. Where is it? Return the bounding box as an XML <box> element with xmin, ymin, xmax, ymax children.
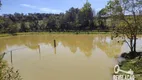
<box><xmin>0</xmin><ymin>0</ymin><xmax>109</xmax><ymax>14</ymax></box>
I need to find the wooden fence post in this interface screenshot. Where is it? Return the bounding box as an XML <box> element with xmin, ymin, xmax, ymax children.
<box><xmin>10</xmin><ymin>51</ymin><xmax>13</xmax><ymax>64</ymax></box>
<box><xmin>54</xmin><ymin>40</ymin><xmax>56</xmax><ymax>47</ymax></box>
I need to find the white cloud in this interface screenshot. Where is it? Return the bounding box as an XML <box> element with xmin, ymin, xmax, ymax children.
<box><xmin>39</xmin><ymin>8</ymin><xmax>62</xmax><ymax>13</ymax></box>
<box><xmin>20</xmin><ymin>4</ymin><xmax>36</xmax><ymax>9</ymax></box>
<box><xmin>96</xmin><ymin>8</ymin><xmax>102</xmax><ymax>12</ymax></box>
<box><xmin>20</xmin><ymin>4</ymin><xmax>62</xmax><ymax>13</ymax></box>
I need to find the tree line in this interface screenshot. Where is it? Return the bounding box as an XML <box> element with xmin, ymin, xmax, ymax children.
<box><xmin>0</xmin><ymin>1</ymin><xmax>109</xmax><ymax>34</ymax></box>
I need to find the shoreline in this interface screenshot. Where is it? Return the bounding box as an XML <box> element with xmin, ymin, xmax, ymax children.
<box><xmin>0</xmin><ymin>31</ymin><xmax>111</xmax><ymax>37</ymax></box>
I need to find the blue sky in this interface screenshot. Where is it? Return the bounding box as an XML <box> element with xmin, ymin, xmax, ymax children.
<box><xmin>0</xmin><ymin>0</ymin><xmax>109</xmax><ymax>14</ymax></box>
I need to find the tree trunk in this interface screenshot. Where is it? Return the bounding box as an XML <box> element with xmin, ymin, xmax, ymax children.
<box><xmin>130</xmin><ymin>37</ymin><xmax>133</xmax><ymax>52</ymax></box>
<box><xmin>133</xmin><ymin>35</ymin><xmax>137</xmax><ymax>52</ymax></box>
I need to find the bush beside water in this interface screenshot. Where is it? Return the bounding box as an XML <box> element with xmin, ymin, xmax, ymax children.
<box><xmin>120</xmin><ymin>52</ymin><xmax>142</xmax><ymax>80</ymax></box>
<box><xmin>0</xmin><ymin>55</ymin><xmax>22</xmax><ymax>80</ymax></box>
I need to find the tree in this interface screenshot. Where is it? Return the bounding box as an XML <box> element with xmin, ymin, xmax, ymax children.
<box><xmin>78</xmin><ymin>0</ymin><xmax>94</xmax><ymax>30</ymax></box>
<box><xmin>29</xmin><ymin>20</ymin><xmax>39</xmax><ymax>32</ymax></box>
<box><xmin>20</xmin><ymin>22</ymin><xmax>29</xmax><ymax>32</ymax></box>
<box><xmin>0</xmin><ymin>0</ymin><xmax>2</xmax><ymax>8</ymax></box>
<box><xmin>0</xmin><ymin>17</ymin><xmax>5</xmax><ymax>33</ymax></box>
<box><xmin>47</xmin><ymin>15</ymin><xmax>57</xmax><ymax>32</ymax></box>
<box><xmin>106</xmin><ymin>0</ymin><xmax>142</xmax><ymax>57</ymax></box>
<box><xmin>63</xmin><ymin>7</ymin><xmax>80</xmax><ymax>31</ymax></box>
<box><xmin>7</xmin><ymin>23</ymin><xmax>19</xmax><ymax>34</ymax></box>
<box><xmin>97</xmin><ymin>8</ymin><xmax>108</xmax><ymax>31</ymax></box>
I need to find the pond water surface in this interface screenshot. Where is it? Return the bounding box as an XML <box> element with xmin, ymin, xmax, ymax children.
<box><xmin>1</xmin><ymin>34</ymin><xmax>141</xmax><ymax>80</ymax></box>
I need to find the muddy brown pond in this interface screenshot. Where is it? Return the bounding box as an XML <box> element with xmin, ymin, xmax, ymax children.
<box><xmin>1</xmin><ymin>34</ymin><xmax>142</xmax><ymax>80</ymax></box>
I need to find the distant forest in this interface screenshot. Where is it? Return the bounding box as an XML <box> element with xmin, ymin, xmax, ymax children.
<box><xmin>0</xmin><ymin>1</ymin><xmax>109</xmax><ymax>34</ymax></box>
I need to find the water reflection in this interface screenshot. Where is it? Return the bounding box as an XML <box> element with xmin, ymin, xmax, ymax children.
<box><xmin>0</xmin><ymin>34</ymin><xmax>124</xmax><ymax>80</ymax></box>
<box><xmin>0</xmin><ymin>34</ymin><xmax>122</xmax><ymax>57</ymax></box>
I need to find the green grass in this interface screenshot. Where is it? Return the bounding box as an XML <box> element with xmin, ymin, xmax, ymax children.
<box><xmin>120</xmin><ymin>57</ymin><xmax>142</xmax><ymax>80</ymax></box>
<box><xmin>0</xmin><ymin>54</ymin><xmax>22</xmax><ymax>80</ymax></box>
<box><xmin>0</xmin><ymin>31</ymin><xmax>111</xmax><ymax>37</ymax></box>
<box><xmin>17</xmin><ymin>31</ymin><xmax>110</xmax><ymax>34</ymax></box>
<box><xmin>0</xmin><ymin>34</ymin><xmax>12</xmax><ymax>37</ymax></box>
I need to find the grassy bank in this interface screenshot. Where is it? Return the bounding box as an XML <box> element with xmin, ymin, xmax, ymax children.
<box><xmin>120</xmin><ymin>57</ymin><xmax>142</xmax><ymax>80</ymax></box>
<box><xmin>0</xmin><ymin>34</ymin><xmax>13</xmax><ymax>37</ymax></box>
<box><xmin>0</xmin><ymin>54</ymin><xmax>22</xmax><ymax>80</ymax></box>
<box><xmin>0</xmin><ymin>31</ymin><xmax>111</xmax><ymax>37</ymax></box>
<box><xmin>17</xmin><ymin>31</ymin><xmax>110</xmax><ymax>34</ymax></box>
